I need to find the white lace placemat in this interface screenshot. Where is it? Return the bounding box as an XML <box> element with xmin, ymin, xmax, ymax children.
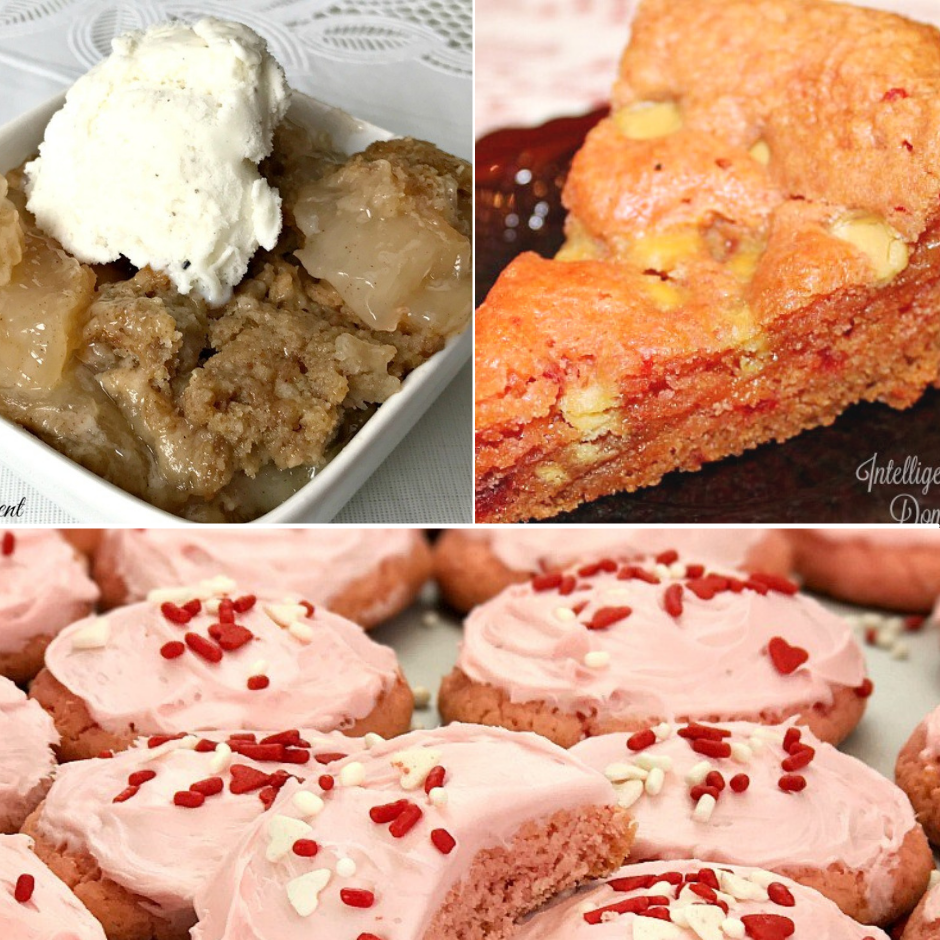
<box><xmin>0</xmin><ymin>0</ymin><xmax>471</xmax><ymax>524</ymax></box>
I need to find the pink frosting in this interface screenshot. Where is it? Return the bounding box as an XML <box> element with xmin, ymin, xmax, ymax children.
<box><xmin>0</xmin><ymin>530</ymin><xmax>98</xmax><ymax>655</ymax></box>
<box><xmin>0</xmin><ymin>677</ymin><xmax>58</xmax><ymax>832</ymax></box>
<box><xmin>807</xmin><ymin>528</ymin><xmax>939</xmax><ymax>547</ymax></box>
<box><xmin>511</xmin><ymin>860</ymin><xmax>889</xmax><ymax>939</ymax></box>
<box><xmin>457</xmin><ymin>556</ymin><xmax>866</xmax><ymax>721</ymax></box>
<box><xmin>43</xmin><ymin>588</ymin><xmax>402</xmax><ymax>736</ymax></box>
<box><xmin>0</xmin><ymin>833</ymin><xmax>106</xmax><ymax>940</ymax></box>
<box><xmin>572</xmin><ymin>721</ymin><xmax>916</xmax><ymax>922</ymax></box>
<box><xmin>35</xmin><ymin>730</ymin><xmax>356</xmax><ymax>933</ymax></box>
<box><xmin>192</xmin><ymin>723</ymin><xmax>619</xmax><ymax>940</ymax></box>
<box><xmin>98</xmin><ymin>529</ymin><xmax>424</xmax><ymax>618</ymax></box>
<box><xmin>471</xmin><ymin>529</ymin><xmax>777</xmax><ymax>573</ymax></box>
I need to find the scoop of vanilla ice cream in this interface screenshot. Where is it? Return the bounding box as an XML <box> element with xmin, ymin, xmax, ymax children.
<box><xmin>24</xmin><ymin>17</ymin><xmax>290</xmax><ymax>305</ymax></box>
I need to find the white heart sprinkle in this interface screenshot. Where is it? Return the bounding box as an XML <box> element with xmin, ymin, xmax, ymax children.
<box><xmin>286</xmin><ymin>869</ymin><xmax>330</xmax><ymax>917</ymax></box>
<box><xmin>266</xmin><ymin>815</ymin><xmax>313</xmax><ymax>862</ymax></box>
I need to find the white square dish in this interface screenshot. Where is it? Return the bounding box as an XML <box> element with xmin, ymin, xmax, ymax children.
<box><xmin>0</xmin><ymin>92</ymin><xmax>471</xmax><ymax>524</ymax></box>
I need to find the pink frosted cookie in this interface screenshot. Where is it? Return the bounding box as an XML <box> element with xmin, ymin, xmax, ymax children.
<box><xmin>191</xmin><ymin>724</ymin><xmax>637</xmax><ymax>940</ymax></box>
<box><xmin>93</xmin><ymin>529</ymin><xmax>432</xmax><ymax>628</ymax></box>
<box><xmin>434</xmin><ymin>529</ymin><xmax>793</xmax><ymax>612</ymax></box>
<box><xmin>511</xmin><ymin>860</ymin><xmax>889</xmax><ymax>940</ymax></box>
<box><xmin>0</xmin><ymin>529</ymin><xmax>99</xmax><ymax>683</ymax></box>
<box><xmin>0</xmin><ymin>677</ymin><xmax>58</xmax><ymax>834</ymax></box>
<box><xmin>902</xmin><ymin>879</ymin><xmax>940</xmax><ymax>940</ymax></box>
<box><xmin>30</xmin><ymin>580</ymin><xmax>413</xmax><ymax>761</ymax></box>
<box><xmin>789</xmin><ymin>528</ymin><xmax>940</xmax><ymax>612</ymax></box>
<box><xmin>1</xmin><ymin>833</ymin><xmax>106</xmax><ymax>940</ymax></box>
<box><xmin>571</xmin><ymin>721</ymin><xmax>931</xmax><ymax>926</ymax></box>
<box><xmin>22</xmin><ymin>729</ymin><xmax>357</xmax><ymax>940</ymax></box>
<box><xmin>895</xmin><ymin>704</ymin><xmax>940</xmax><ymax>846</ymax></box>
<box><xmin>439</xmin><ymin>554</ymin><xmax>870</xmax><ymax>748</ymax></box>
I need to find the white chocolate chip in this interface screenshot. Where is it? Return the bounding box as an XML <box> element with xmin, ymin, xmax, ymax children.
<box><xmin>692</xmin><ymin>793</ymin><xmax>716</xmax><ymax>823</ymax></box>
<box><xmin>583</xmin><ymin>651</ymin><xmax>610</xmax><ymax>669</ymax></box>
<box><xmin>644</xmin><ymin>767</ymin><xmax>665</xmax><ymax>795</ymax></box>
<box><xmin>339</xmin><ymin>762</ymin><xmax>366</xmax><ymax>787</ymax></box>
<box><xmin>616</xmin><ymin>779</ymin><xmax>646</xmax><ymax>809</ymax></box>
<box><xmin>70</xmin><ymin>618</ymin><xmax>111</xmax><ymax>651</ymax></box>
<box><xmin>412</xmin><ymin>685</ymin><xmax>432</xmax><ymax>708</ymax></box>
<box><xmin>335</xmin><ymin>857</ymin><xmax>357</xmax><ymax>877</ymax></box>
<box><xmin>391</xmin><ymin>748</ymin><xmax>441</xmax><ymax>791</ymax></box>
<box><xmin>292</xmin><ymin>791</ymin><xmax>325</xmax><ymax>818</ymax></box>
<box><xmin>266</xmin><ymin>815</ymin><xmax>313</xmax><ymax>862</ymax></box>
<box><xmin>428</xmin><ymin>787</ymin><xmax>448</xmax><ymax>807</ymax></box>
<box><xmin>286</xmin><ymin>869</ymin><xmax>330</xmax><ymax>917</ymax></box>
<box><xmin>210</xmin><ymin>742</ymin><xmax>232</xmax><ymax>774</ymax></box>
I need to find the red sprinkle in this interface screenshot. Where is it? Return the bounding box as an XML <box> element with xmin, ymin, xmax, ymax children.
<box><xmin>161</xmin><ymin>603</ymin><xmax>192</xmax><ymax>625</ymax></box>
<box><xmin>691</xmin><ymin>739</ymin><xmax>732</xmax><ymax>759</ymax></box>
<box><xmin>664</xmin><ymin>583</ymin><xmax>684</xmax><ymax>617</ymax></box>
<box><xmin>184</xmin><ymin>632</ymin><xmax>223</xmax><ymax>663</ymax></box>
<box><xmin>704</xmin><ymin>771</ymin><xmax>726</xmax><ymax>792</ymax></box>
<box><xmin>247</xmin><ymin>675</ymin><xmax>270</xmax><ymax>691</ymax></box>
<box><xmin>128</xmin><ymin>770</ymin><xmax>157</xmax><ymax>787</ymax></box>
<box><xmin>424</xmin><ymin>766</ymin><xmax>446</xmax><ymax>794</ymax></box>
<box><xmin>173</xmin><ymin>790</ymin><xmax>205</xmax><ymax>808</ymax></box>
<box><xmin>388</xmin><ymin>803</ymin><xmax>423</xmax><ymax>838</ymax></box>
<box><xmin>430</xmin><ymin>828</ymin><xmax>456</xmax><ymax>854</ymax></box>
<box><xmin>1</xmin><ymin>532</ymin><xmax>14</xmax><ymax>557</ymax></box>
<box><xmin>748</xmin><ymin>573</ymin><xmax>799</xmax><ymax>595</ymax></box>
<box><xmin>532</xmin><ymin>572</ymin><xmax>563</xmax><ymax>592</ymax></box>
<box><xmin>190</xmin><ymin>777</ymin><xmax>224</xmax><ymax>797</ymax></box>
<box><xmin>234</xmin><ymin>594</ymin><xmax>257</xmax><ymax>613</ymax></box>
<box><xmin>229</xmin><ymin>765</ymin><xmax>273</xmax><ymax>795</ymax></box>
<box><xmin>768</xmin><ymin>882</ymin><xmax>796</xmax><ymax>907</ymax></box>
<box><xmin>292</xmin><ymin>839</ymin><xmax>319</xmax><ymax>857</ymax></box>
<box><xmin>370</xmin><ymin>800</ymin><xmax>411</xmax><ymax>824</ymax></box>
<box><xmin>341</xmin><ymin>888</ymin><xmax>375</xmax><ymax>909</ymax></box>
<box><xmin>13</xmin><ymin>873</ymin><xmax>34</xmax><ymax>903</ymax></box>
<box><xmin>782</xmin><ymin>746</ymin><xmax>815</xmax><ymax>772</ymax></box>
<box><xmin>730</xmin><ymin>774</ymin><xmax>750</xmax><ymax>793</ymax></box>
<box><xmin>112</xmin><ymin>785</ymin><xmax>140</xmax><ymax>804</ymax></box>
<box><xmin>767</xmin><ymin>636</ymin><xmax>809</xmax><ymax>676</ymax></box>
<box><xmin>160</xmin><ymin>641</ymin><xmax>186</xmax><ymax>660</ymax></box>
<box><xmin>741</xmin><ymin>913</ymin><xmax>796</xmax><ymax>940</ymax></box>
<box><xmin>627</xmin><ymin>729</ymin><xmax>656</xmax><ymax>752</ymax></box>
<box><xmin>778</xmin><ymin>774</ymin><xmax>807</xmax><ymax>793</ymax></box>
<box><xmin>319</xmin><ymin>775</ymin><xmax>335</xmax><ymax>791</ymax></box>
<box><xmin>587</xmin><ymin>606</ymin><xmax>632</xmax><ymax>630</ymax></box>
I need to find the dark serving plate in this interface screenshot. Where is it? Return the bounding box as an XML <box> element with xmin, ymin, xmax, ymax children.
<box><xmin>475</xmin><ymin>109</ymin><xmax>940</xmax><ymax>524</ymax></box>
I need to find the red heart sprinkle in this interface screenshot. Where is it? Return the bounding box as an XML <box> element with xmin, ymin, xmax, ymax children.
<box><xmin>767</xmin><ymin>636</ymin><xmax>809</xmax><ymax>675</ymax></box>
